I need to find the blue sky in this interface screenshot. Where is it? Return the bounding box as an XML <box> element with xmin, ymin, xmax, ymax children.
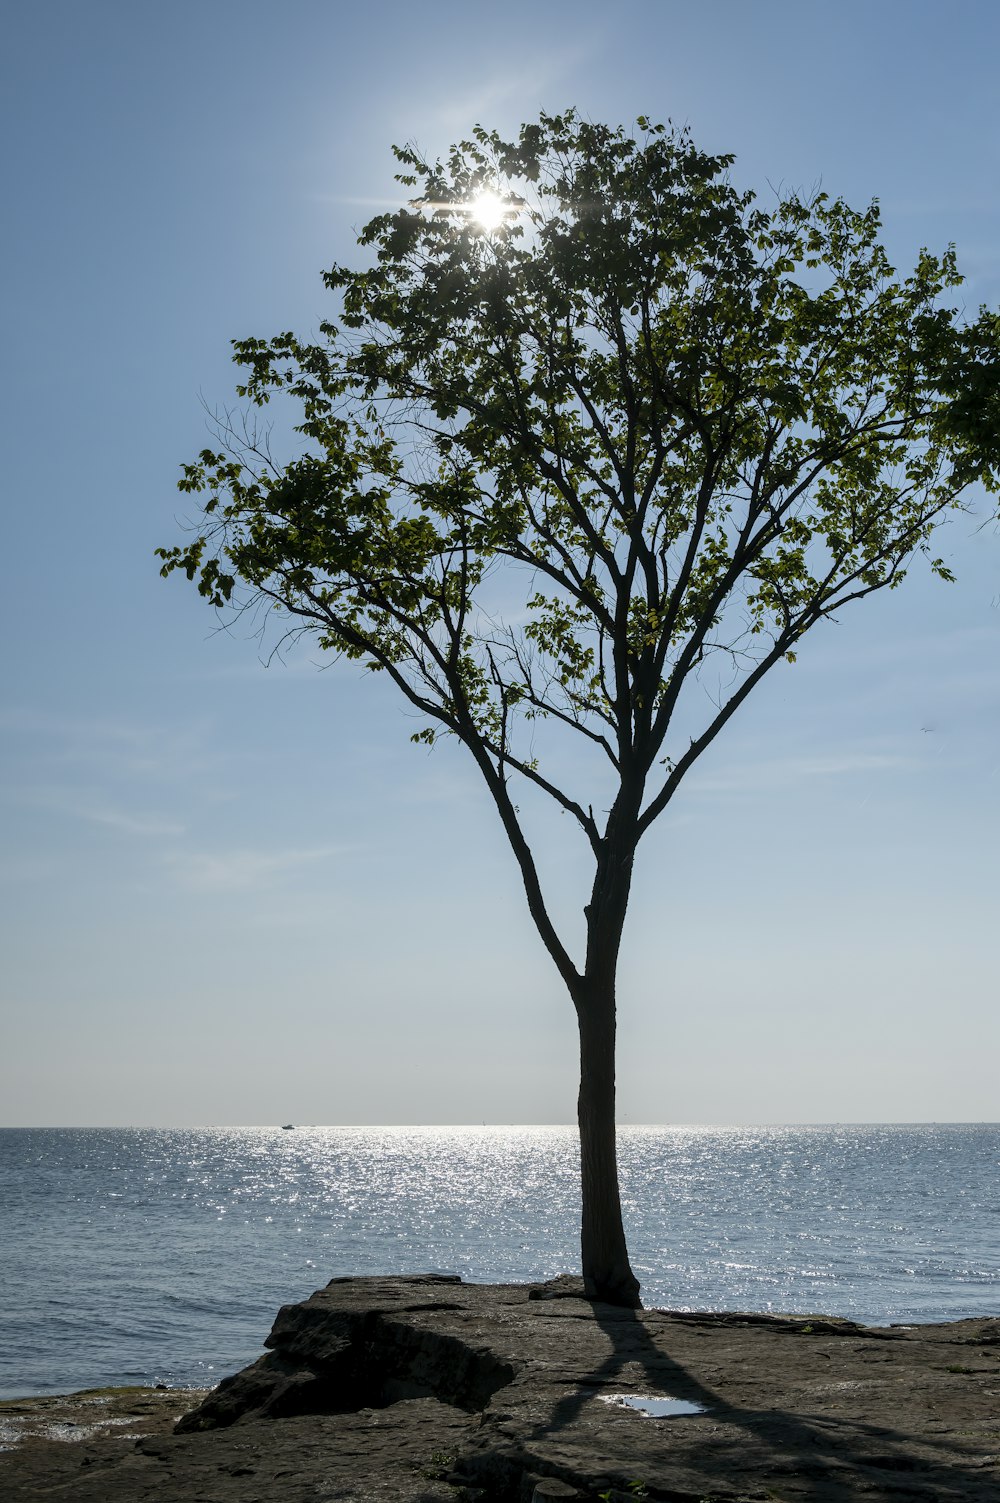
<box><xmin>2</xmin><ymin>0</ymin><xmax>999</xmax><ymax>1126</ymax></box>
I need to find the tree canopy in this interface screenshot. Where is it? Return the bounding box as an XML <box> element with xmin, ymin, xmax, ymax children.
<box><xmin>160</xmin><ymin>112</ymin><xmax>1000</xmax><ymax>1303</ymax></box>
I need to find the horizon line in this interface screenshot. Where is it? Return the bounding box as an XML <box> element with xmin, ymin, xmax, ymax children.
<box><xmin>2</xmin><ymin>1120</ymin><xmax>997</xmax><ymax>1131</ymax></box>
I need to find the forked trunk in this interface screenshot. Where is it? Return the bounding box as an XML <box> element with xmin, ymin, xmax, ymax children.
<box><xmin>576</xmin><ymin>977</ymin><xmax>641</xmax><ymax>1308</ymax></box>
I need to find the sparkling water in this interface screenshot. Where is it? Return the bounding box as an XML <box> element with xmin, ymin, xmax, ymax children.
<box><xmin>1</xmin><ymin>1124</ymin><xmax>998</xmax><ymax>1398</ymax></box>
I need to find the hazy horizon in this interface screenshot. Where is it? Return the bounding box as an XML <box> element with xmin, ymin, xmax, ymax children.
<box><xmin>4</xmin><ymin>1120</ymin><xmax>997</xmax><ymax>1131</ymax></box>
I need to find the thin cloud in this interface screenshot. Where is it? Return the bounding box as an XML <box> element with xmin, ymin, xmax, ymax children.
<box><xmin>74</xmin><ymin>806</ymin><xmax>186</xmax><ymax>838</ymax></box>
<box><xmin>169</xmin><ymin>844</ymin><xmax>346</xmax><ymax>893</ymax></box>
<box><xmin>1</xmin><ymin>706</ymin><xmax>218</xmax><ymax>780</ymax></box>
<box><xmin>688</xmin><ymin>751</ymin><xmax>914</xmax><ymax>795</ymax></box>
<box><xmin>10</xmin><ymin>785</ymin><xmax>186</xmax><ymax>839</ymax></box>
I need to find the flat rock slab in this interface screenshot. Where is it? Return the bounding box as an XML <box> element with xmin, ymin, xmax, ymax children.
<box><xmin>3</xmin><ymin>1274</ymin><xmax>1000</xmax><ymax>1501</ymax></box>
<box><xmin>0</xmin><ymin>1397</ymin><xmax>472</xmax><ymax>1502</ymax></box>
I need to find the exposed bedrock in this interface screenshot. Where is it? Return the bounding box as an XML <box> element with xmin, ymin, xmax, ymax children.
<box><xmin>169</xmin><ymin>1273</ymin><xmax>1000</xmax><ymax>1501</ymax></box>
<box><xmin>176</xmin><ymin>1274</ymin><xmax>516</xmax><ymax>1429</ymax></box>
<box><xmin>5</xmin><ymin>1275</ymin><xmax>1000</xmax><ymax>1500</ymax></box>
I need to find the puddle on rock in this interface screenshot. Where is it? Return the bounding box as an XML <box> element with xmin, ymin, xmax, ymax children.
<box><xmin>600</xmin><ymin>1393</ymin><xmax>707</xmax><ymax>1418</ymax></box>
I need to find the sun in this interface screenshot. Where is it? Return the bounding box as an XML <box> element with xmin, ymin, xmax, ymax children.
<box><xmin>469</xmin><ymin>189</ymin><xmax>508</xmax><ymax>233</ymax></box>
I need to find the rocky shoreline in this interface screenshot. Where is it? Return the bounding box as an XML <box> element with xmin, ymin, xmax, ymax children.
<box><xmin>0</xmin><ymin>1385</ymin><xmax>207</xmax><ymax>1451</ymax></box>
<box><xmin>2</xmin><ymin>1273</ymin><xmax>1000</xmax><ymax>1500</ymax></box>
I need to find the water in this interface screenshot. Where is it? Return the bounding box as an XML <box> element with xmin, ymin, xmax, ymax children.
<box><xmin>601</xmin><ymin>1394</ymin><xmax>707</xmax><ymax>1418</ymax></box>
<box><xmin>1</xmin><ymin>1124</ymin><xmax>998</xmax><ymax>1399</ymax></box>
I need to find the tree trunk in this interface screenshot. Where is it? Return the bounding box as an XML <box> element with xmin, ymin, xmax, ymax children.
<box><xmin>576</xmin><ymin>975</ymin><xmax>641</xmax><ymax>1307</ymax></box>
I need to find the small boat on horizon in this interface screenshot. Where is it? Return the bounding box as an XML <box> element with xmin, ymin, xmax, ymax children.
<box><xmin>280</xmin><ymin>1124</ymin><xmax>295</xmax><ymax>1130</ymax></box>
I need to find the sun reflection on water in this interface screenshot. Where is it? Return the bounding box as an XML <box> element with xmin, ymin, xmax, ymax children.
<box><xmin>3</xmin><ymin>1124</ymin><xmax>1000</xmax><ymax>1397</ymax></box>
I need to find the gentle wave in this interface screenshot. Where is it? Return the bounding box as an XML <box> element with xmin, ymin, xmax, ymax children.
<box><xmin>2</xmin><ymin>1124</ymin><xmax>998</xmax><ymax>1397</ymax></box>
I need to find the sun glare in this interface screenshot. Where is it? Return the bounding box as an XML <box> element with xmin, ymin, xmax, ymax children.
<box><xmin>470</xmin><ymin>190</ymin><xmax>508</xmax><ymax>233</ymax></box>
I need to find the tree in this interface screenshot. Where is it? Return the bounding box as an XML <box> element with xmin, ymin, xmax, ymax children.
<box><xmin>160</xmin><ymin>112</ymin><xmax>999</xmax><ymax>1307</ymax></box>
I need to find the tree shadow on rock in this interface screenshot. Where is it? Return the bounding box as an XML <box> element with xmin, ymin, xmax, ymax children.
<box><xmin>529</xmin><ymin>1301</ymin><xmax>997</xmax><ymax>1502</ymax></box>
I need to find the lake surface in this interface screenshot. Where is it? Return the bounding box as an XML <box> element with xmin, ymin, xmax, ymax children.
<box><xmin>2</xmin><ymin>1124</ymin><xmax>998</xmax><ymax>1398</ymax></box>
